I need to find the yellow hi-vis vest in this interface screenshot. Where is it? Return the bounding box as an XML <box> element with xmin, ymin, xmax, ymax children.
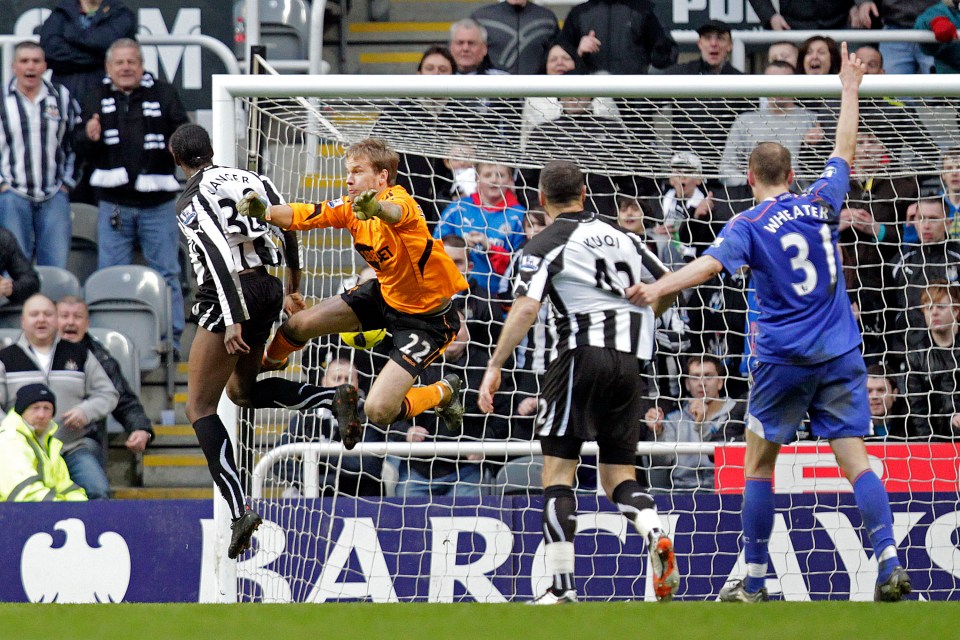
<box><xmin>0</xmin><ymin>409</ymin><xmax>88</xmax><ymax>502</ymax></box>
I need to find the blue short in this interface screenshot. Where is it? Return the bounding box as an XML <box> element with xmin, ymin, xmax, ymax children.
<box><xmin>746</xmin><ymin>348</ymin><xmax>870</xmax><ymax>444</ymax></box>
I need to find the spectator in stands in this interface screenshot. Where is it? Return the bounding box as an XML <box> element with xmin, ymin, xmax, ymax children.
<box><xmin>0</xmin><ymin>383</ymin><xmax>87</xmax><ymax>501</ymax></box>
<box><xmin>719</xmin><ymin>61</ymin><xmax>821</xmax><ymax>187</ymax></box>
<box><xmin>435</xmin><ymin>161</ymin><xmax>526</xmax><ymax>294</ymax></box>
<box><xmin>647</xmin><ymin>355</ymin><xmax>745</xmax><ymax>492</ymax></box>
<box><xmin>655</xmin><ymin>152</ymin><xmax>713</xmax><ymax>271</ymax></box>
<box><xmin>866</xmin><ymin>363</ymin><xmax>911</xmax><ymax>439</ymax></box>
<box><xmin>471</xmin><ymin>0</ymin><xmax>559</xmax><ymax>75</ymax></box>
<box><xmin>798</xmin><ymin>36</ymin><xmax>842</xmax><ymax>75</ymax></box>
<box><xmin>0</xmin><ymin>228</ymin><xmax>40</xmax><ymax>308</ymax></box>
<box><xmin>665</xmin><ymin>21</ymin><xmax>749</xmax><ymax>177</ymax></box>
<box><xmin>853</xmin><ymin>0</ymin><xmax>935</xmax><ymax>74</ymax></box>
<box><xmin>0</xmin><ymin>41</ymin><xmax>81</xmax><ymax>269</ymax></box>
<box><xmin>942</xmin><ymin>146</ymin><xmax>960</xmax><ymax>235</ymax></box>
<box><xmin>519</xmin><ymin>41</ymin><xmax>619</xmax><ymax>150</ymax></box>
<box><xmin>56</xmin><ymin>295</ymin><xmax>153</xmax><ymax>455</ymax></box>
<box><xmin>916</xmin><ymin>1</ymin><xmax>960</xmax><ymax>74</ymax></box>
<box><xmin>441</xmin><ymin>141</ymin><xmax>479</xmax><ymax>202</ymax></box>
<box><xmin>373</xmin><ymin>46</ymin><xmax>458</xmax><ymax>226</ymax></box>
<box><xmin>889</xmin><ymin>199</ymin><xmax>960</xmax><ymax>350</ymax></box>
<box><xmin>442</xmin><ymin>234</ymin><xmax>502</xmax><ymax>350</ymax></box>
<box><xmin>749</xmin><ymin>0</ymin><xmax>854</xmax><ymax>30</ymax></box>
<box><xmin>855</xmin><ymin>45</ymin><xmax>941</xmax><ymax>173</ymax></box>
<box><xmin>557</xmin><ymin>0</ymin><xmax>677</xmax><ymax>75</ymax></box>
<box><xmin>392</xmin><ymin>310</ymin><xmax>510</xmax><ymax>497</ymax></box>
<box><xmin>39</xmin><ymin>0</ymin><xmax>137</xmax><ymax>103</ymax></box>
<box><xmin>74</xmin><ymin>39</ymin><xmax>189</xmax><ymax>354</ymax></box>
<box><xmin>669</xmin><ymin>20</ymin><xmax>740</xmax><ymax>75</ymax></box>
<box><xmin>0</xmin><ymin>294</ymin><xmax>118</xmax><ymax>499</ymax></box>
<box><xmin>449</xmin><ymin>19</ymin><xmax>508</xmax><ymax>75</ymax></box>
<box><xmin>277</xmin><ymin>357</ymin><xmax>385</xmax><ymax>497</ymax></box>
<box><xmin>767</xmin><ymin>41</ymin><xmax>800</xmax><ymax>68</ymax></box>
<box><xmin>904</xmin><ymin>281</ymin><xmax>960</xmax><ymax>438</ymax></box>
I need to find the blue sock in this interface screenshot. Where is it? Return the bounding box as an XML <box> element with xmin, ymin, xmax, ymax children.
<box><xmin>742</xmin><ymin>477</ymin><xmax>774</xmax><ymax>593</ymax></box>
<box><xmin>852</xmin><ymin>470</ymin><xmax>897</xmax><ymax>582</ymax></box>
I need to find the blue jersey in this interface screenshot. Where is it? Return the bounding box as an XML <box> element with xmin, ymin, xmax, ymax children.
<box><xmin>704</xmin><ymin>157</ymin><xmax>861</xmax><ymax>365</ymax></box>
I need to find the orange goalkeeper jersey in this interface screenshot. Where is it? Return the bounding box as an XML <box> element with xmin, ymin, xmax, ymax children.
<box><xmin>287</xmin><ymin>185</ymin><xmax>467</xmax><ymax>314</ymax></box>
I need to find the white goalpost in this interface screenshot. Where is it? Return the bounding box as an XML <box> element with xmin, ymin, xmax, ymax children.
<box><xmin>210</xmin><ymin>71</ymin><xmax>960</xmax><ymax>602</ymax></box>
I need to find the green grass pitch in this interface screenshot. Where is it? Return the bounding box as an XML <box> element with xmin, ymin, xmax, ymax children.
<box><xmin>1</xmin><ymin>602</ymin><xmax>956</xmax><ymax>640</ymax></box>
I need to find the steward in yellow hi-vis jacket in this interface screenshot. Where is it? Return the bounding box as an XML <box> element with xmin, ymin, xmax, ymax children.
<box><xmin>0</xmin><ymin>384</ymin><xmax>87</xmax><ymax>502</ymax></box>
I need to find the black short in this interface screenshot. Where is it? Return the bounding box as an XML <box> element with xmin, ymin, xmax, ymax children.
<box><xmin>193</xmin><ymin>268</ymin><xmax>283</xmax><ymax>345</ymax></box>
<box><xmin>341</xmin><ymin>279</ymin><xmax>459</xmax><ymax>377</ymax></box>
<box><xmin>537</xmin><ymin>346</ymin><xmax>646</xmax><ymax>466</ymax></box>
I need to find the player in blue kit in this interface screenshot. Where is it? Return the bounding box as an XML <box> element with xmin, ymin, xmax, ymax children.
<box><xmin>629</xmin><ymin>42</ymin><xmax>911</xmax><ymax>602</ymax></box>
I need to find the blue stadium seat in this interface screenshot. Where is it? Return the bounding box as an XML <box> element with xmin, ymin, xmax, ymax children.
<box><xmin>84</xmin><ymin>265</ymin><xmax>172</xmax><ymax>374</ymax></box>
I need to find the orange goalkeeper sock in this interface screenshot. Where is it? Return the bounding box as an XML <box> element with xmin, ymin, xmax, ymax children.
<box><xmin>265</xmin><ymin>326</ymin><xmax>305</xmax><ymax>364</ymax></box>
<box><xmin>396</xmin><ymin>382</ymin><xmax>447</xmax><ymax>421</ymax></box>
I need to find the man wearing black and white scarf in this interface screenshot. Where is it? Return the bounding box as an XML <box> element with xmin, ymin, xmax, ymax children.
<box><xmin>75</xmin><ymin>38</ymin><xmax>189</xmax><ymax>353</ymax></box>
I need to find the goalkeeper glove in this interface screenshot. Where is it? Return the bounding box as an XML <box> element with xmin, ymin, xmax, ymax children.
<box><xmin>237</xmin><ymin>192</ymin><xmax>268</xmax><ymax>220</ymax></box>
<box><xmin>352</xmin><ymin>189</ymin><xmax>382</xmax><ymax>220</ymax></box>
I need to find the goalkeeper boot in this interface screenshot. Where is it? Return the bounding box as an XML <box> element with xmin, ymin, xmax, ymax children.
<box><xmin>228</xmin><ymin>508</ymin><xmax>263</xmax><ymax>559</ymax></box>
<box><xmin>528</xmin><ymin>588</ymin><xmax>578</xmax><ymax>605</ymax></box>
<box><xmin>650</xmin><ymin>533</ymin><xmax>680</xmax><ymax>602</ymax></box>
<box><xmin>874</xmin><ymin>566</ymin><xmax>911</xmax><ymax>602</ymax></box>
<box><xmin>718</xmin><ymin>579</ymin><xmax>768</xmax><ymax>603</ymax></box>
<box><xmin>435</xmin><ymin>374</ymin><xmax>464</xmax><ymax>432</ymax></box>
<box><xmin>334</xmin><ymin>384</ymin><xmax>363</xmax><ymax>450</ymax></box>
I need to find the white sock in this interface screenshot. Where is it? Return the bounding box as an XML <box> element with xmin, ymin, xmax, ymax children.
<box><xmin>545</xmin><ymin>541</ymin><xmax>575</xmax><ymax>575</ymax></box>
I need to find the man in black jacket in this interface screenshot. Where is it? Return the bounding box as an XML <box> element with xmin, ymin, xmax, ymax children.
<box><xmin>557</xmin><ymin>0</ymin><xmax>677</xmax><ymax>75</ymax></box>
<box><xmin>471</xmin><ymin>0</ymin><xmax>559</xmax><ymax>74</ymax></box>
<box><xmin>0</xmin><ymin>228</ymin><xmax>40</xmax><ymax>308</ymax></box>
<box><xmin>74</xmin><ymin>38</ymin><xmax>190</xmax><ymax>354</ymax></box>
<box><xmin>56</xmin><ymin>295</ymin><xmax>153</xmax><ymax>453</ymax></box>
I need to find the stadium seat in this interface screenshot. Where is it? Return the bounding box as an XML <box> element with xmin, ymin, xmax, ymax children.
<box><xmin>493</xmin><ymin>455</ymin><xmax>543</xmax><ymax>496</ymax></box>
<box><xmin>233</xmin><ymin>0</ymin><xmax>310</xmax><ymax>60</ymax></box>
<box><xmin>88</xmin><ymin>327</ymin><xmax>141</xmax><ymax>435</ymax></box>
<box><xmin>35</xmin><ymin>265</ymin><xmax>82</xmax><ymax>303</ymax></box>
<box><xmin>69</xmin><ymin>203</ymin><xmax>99</xmax><ymax>284</ymax></box>
<box><xmin>0</xmin><ymin>328</ymin><xmax>22</xmax><ymax>348</ymax></box>
<box><xmin>0</xmin><ymin>304</ymin><xmax>22</xmax><ymax>329</ymax></box>
<box><xmin>84</xmin><ymin>265</ymin><xmax>172</xmax><ymax>374</ymax></box>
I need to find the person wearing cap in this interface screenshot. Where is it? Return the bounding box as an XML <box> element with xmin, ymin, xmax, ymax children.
<box><xmin>666</xmin><ymin>20</ymin><xmax>750</xmax><ymax>180</ymax></box>
<box><xmin>0</xmin><ymin>294</ymin><xmax>118</xmax><ymax>499</ymax></box>
<box><xmin>655</xmin><ymin>152</ymin><xmax>713</xmax><ymax>271</ymax></box>
<box><xmin>668</xmin><ymin>21</ymin><xmax>741</xmax><ymax>76</ymax></box>
<box><xmin>0</xmin><ymin>383</ymin><xmax>88</xmax><ymax>502</ymax></box>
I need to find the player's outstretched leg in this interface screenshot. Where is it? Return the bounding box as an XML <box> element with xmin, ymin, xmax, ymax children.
<box><xmin>262</xmin><ymin>324</ymin><xmax>306</xmax><ymax>372</ymax></box>
<box><xmin>612</xmin><ymin>479</ymin><xmax>678</xmax><ymax>601</ymax></box>
<box><xmin>332</xmin><ymin>384</ymin><xmax>363</xmax><ymax>450</ymax></box>
<box><xmin>719</xmin><ymin>476</ymin><xmax>776</xmax><ymax>602</ymax></box>
<box><xmin>229</xmin><ymin>507</ymin><xmax>263</xmax><ymax>559</ymax></box>
<box><xmin>434</xmin><ymin>374</ymin><xmax>464</xmax><ymax>432</ymax></box>
<box><xmin>530</xmin><ymin>484</ymin><xmax>578</xmax><ymax>604</ymax></box>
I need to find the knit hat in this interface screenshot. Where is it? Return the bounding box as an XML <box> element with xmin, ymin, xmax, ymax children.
<box><xmin>15</xmin><ymin>383</ymin><xmax>57</xmax><ymax>415</ymax></box>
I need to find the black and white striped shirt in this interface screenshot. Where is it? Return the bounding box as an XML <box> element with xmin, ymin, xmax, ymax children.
<box><xmin>513</xmin><ymin>210</ymin><xmax>667</xmax><ymax>360</ymax></box>
<box><xmin>0</xmin><ymin>79</ymin><xmax>80</xmax><ymax>201</ymax></box>
<box><xmin>501</xmin><ymin>248</ymin><xmax>556</xmax><ymax>374</ymax></box>
<box><xmin>176</xmin><ymin>165</ymin><xmax>301</xmax><ymax>326</ymax></box>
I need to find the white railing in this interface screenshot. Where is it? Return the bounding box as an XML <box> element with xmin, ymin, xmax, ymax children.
<box><xmin>0</xmin><ymin>33</ymin><xmax>241</xmax><ymax>89</ymax></box>
<box><xmin>251</xmin><ymin>440</ymin><xmax>738</xmax><ymax>498</ymax></box>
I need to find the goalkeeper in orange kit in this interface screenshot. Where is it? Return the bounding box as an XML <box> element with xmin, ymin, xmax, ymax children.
<box><xmin>238</xmin><ymin>138</ymin><xmax>469</xmax><ymax>445</ymax></box>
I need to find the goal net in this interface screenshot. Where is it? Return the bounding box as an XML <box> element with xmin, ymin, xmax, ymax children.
<box><xmin>210</xmin><ymin>72</ymin><xmax>960</xmax><ymax>602</ymax></box>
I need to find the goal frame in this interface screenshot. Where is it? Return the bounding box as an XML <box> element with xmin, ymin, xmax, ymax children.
<box><xmin>209</xmin><ymin>72</ymin><xmax>960</xmax><ymax>602</ymax></box>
